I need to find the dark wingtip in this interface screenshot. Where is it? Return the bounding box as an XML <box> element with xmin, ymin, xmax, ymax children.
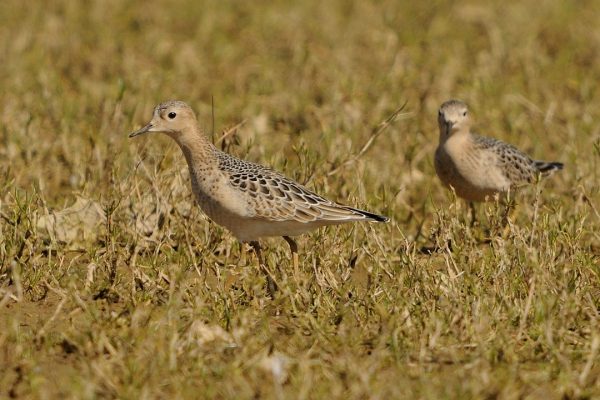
<box><xmin>536</xmin><ymin>161</ymin><xmax>564</xmax><ymax>173</ymax></box>
<box><xmin>353</xmin><ymin>208</ymin><xmax>389</xmax><ymax>223</ymax></box>
<box><xmin>372</xmin><ymin>214</ymin><xmax>390</xmax><ymax>223</ymax></box>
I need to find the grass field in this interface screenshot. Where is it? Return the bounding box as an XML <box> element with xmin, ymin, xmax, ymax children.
<box><xmin>1</xmin><ymin>0</ymin><xmax>599</xmax><ymax>398</ymax></box>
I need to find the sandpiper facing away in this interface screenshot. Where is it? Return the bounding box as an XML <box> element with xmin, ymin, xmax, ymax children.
<box><xmin>130</xmin><ymin>100</ymin><xmax>388</xmax><ymax>292</ymax></box>
<box><xmin>434</xmin><ymin>99</ymin><xmax>563</xmax><ymax>203</ymax></box>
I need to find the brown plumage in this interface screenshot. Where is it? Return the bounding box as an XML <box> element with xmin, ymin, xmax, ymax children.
<box><xmin>129</xmin><ymin>100</ymin><xmax>388</xmax><ymax>284</ymax></box>
<box><xmin>434</xmin><ymin>99</ymin><xmax>563</xmax><ymax>202</ymax></box>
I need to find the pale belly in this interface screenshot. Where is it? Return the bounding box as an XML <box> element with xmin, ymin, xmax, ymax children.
<box><xmin>190</xmin><ymin>174</ymin><xmax>332</xmax><ymax>242</ymax></box>
<box><xmin>194</xmin><ymin>193</ymin><xmax>332</xmax><ymax>242</ymax></box>
<box><xmin>435</xmin><ymin>146</ymin><xmax>511</xmax><ymax>202</ymax></box>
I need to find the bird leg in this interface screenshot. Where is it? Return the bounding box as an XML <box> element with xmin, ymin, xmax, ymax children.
<box><xmin>468</xmin><ymin>201</ymin><xmax>478</xmax><ymax>228</ymax></box>
<box><xmin>249</xmin><ymin>241</ymin><xmax>277</xmax><ymax>297</ymax></box>
<box><xmin>240</xmin><ymin>242</ymin><xmax>248</xmax><ymax>266</ymax></box>
<box><xmin>501</xmin><ymin>199</ymin><xmax>516</xmax><ymax>238</ymax></box>
<box><xmin>283</xmin><ymin>236</ymin><xmax>299</xmax><ymax>275</ymax></box>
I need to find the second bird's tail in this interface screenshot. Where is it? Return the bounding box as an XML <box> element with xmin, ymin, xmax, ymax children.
<box><xmin>535</xmin><ymin>161</ymin><xmax>564</xmax><ymax>175</ymax></box>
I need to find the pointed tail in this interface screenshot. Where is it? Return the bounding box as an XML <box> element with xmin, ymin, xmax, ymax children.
<box><xmin>535</xmin><ymin>161</ymin><xmax>564</xmax><ymax>175</ymax></box>
<box><xmin>348</xmin><ymin>207</ymin><xmax>389</xmax><ymax>222</ymax></box>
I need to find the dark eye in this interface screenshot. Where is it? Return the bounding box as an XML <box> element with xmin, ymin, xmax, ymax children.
<box><xmin>463</xmin><ymin>111</ymin><xmax>467</xmax><ymax>116</ymax></box>
<box><xmin>168</xmin><ymin>112</ymin><xmax>177</xmax><ymax>119</ymax></box>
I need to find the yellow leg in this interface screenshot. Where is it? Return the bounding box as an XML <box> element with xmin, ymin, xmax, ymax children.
<box><xmin>249</xmin><ymin>241</ymin><xmax>277</xmax><ymax>297</ymax></box>
<box><xmin>283</xmin><ymin>236</ymin><xmax>299</xmax><ymax>275</ymax></box>
<box><xmin>240</xmin><ymin>242</ymin><xmax>248</xmax><ymax>265</ymax></box>
<box><xmin>501</xmin><ymin>200</ymin><xmax>516</xmax><ymax>238</ymax></box>
<box><xmin>469</xmin><ymin>201</ymin><xmax>477</xmax><ymax>228</ymax></box>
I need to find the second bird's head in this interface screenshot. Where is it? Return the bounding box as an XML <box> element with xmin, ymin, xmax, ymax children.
<box><xmin>129</xmin><ymin>100</ymin><xmax>196</xmax><ymax>140</ymax></box>
<box><xmin>437</xmin><ymin>99</ymin><xmax>470</xmax><ymax>139</ymax></box>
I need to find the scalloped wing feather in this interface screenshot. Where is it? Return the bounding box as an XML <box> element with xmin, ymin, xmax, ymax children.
<box><xmin>472</xmin><ymin>134</ymin><xmax>538</xmax><ymax>185</ymax></box>
<box><xmin>217</xmin><ymin>151</ymin><xmax>380</xmax><ymax>223</ymax></box>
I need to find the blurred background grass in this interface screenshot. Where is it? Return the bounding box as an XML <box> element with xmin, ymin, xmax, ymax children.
<box><xmin>0</xmin><ymin>0</ymin><xmax>599</xmax><ymax>398</ymax></box>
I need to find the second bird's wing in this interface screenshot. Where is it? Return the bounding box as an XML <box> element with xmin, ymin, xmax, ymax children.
<box><xmin>472</xmin><ymin>135</ymin><xmax>538</xmax><ymax>185</ymax></box>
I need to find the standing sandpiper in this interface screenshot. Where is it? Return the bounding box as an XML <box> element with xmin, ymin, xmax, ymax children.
<box><xmin>130</xmin><ymin>100</ymin><xmax>388</xmax><ymax>293</ymax></box>
<box><xmin>434</xmin><ymin>99</ymin><xmax>563</xmax><ymax>203</ymax></box>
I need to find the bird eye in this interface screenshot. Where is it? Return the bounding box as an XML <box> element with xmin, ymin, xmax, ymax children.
<box><xmin>168</xmin><ymin>112</ymin><xmax>177</xmax><ymax>119</ymax></box>
<box><xmin>463</xmin><ymin>111</ymin><xmax>467</xmax><ymax>116</ymax></box>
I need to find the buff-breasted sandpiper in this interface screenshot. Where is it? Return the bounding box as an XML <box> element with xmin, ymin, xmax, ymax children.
<box><xmin>434</xmin><ymin>99</ymin><xmax>563</xmax><ymax>203</ymax></box>
<box><xmin>130</xmin><ymin>100</ymin><xmax>388</xmax><ymax>293</ymax></box>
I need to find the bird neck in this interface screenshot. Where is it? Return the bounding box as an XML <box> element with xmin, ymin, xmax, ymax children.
<box><xmin>171</xmin><ymin>126</ymin><xmax>219</xmax><ymax>171</ymax></box>
<box><xmin>440</xmin><ymin>126</ymin><xmax>470</xmax><ymax>146</ymax></box>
